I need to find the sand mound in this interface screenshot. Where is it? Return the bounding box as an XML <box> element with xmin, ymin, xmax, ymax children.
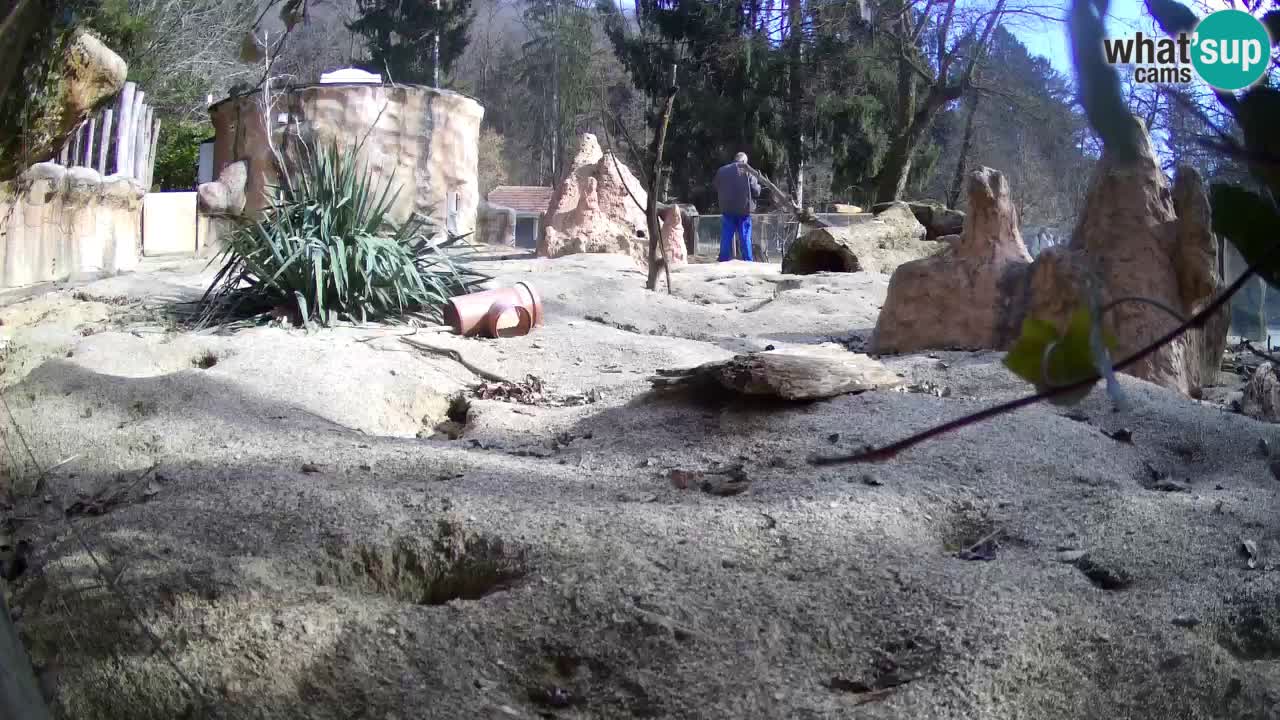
<box><xmin>3</xmin><ymin>255</ymin><xmax>1277</xmax><ymax>719</ymax></box>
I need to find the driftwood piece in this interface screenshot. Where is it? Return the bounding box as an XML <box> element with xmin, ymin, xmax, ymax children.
<box><xmin>651</xmin><ymin>345</ymin><xmax>904</xmax><ymax>400</ymax></box>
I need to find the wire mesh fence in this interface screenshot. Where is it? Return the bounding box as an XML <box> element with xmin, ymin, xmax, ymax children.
<box><xmin>1224</xmin><ymin>240</ymin><xmax>1275</xmax><ymax>346</ymax></box>
<box><xmin>688</xmin><ymin>213</ymin><xmax>868</xmax><ymax>261</ymax></box>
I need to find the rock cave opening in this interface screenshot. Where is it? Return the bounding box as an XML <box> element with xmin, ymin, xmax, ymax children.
<box><xmin>789</xmin><ymin>247</ymin><xmax>858</xmax><ymax>275</ymax></box>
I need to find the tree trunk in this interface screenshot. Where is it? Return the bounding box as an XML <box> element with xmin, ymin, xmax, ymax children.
<box><xmin>645</xmin><ymin>64</ymin><xmax>678</xmax><ymax>292</ymax></box>
<box><xmin>947</xmin><ymin>89</ymin><xmax>981</xmax><ymax>208</ymax></box>
<box><xmin>874</xmin><ymin>37</ymin><xmax>919</xmax><ymax>203</ymax></box>
<box><xmin>551</xmin><ymin>0</ymin><xmax>561</xmax><ymax>181</ymax></box>
<box><xmin>875</xmin><ymin>129</ymin><xmax>915</xmax><ymax>203</ymax></box>
<box><xmin>432</xmin><ymin>0</ymin><xmax>442</xmax><ymax>87</ymax></box>
<box><xmin>787</xmin><ymin>0</ymin><xmax>805</xmax><ymax>209</ymax></box>
<box><xmin>0</xmin><ymin>0</ymin><xmax>42</xmax><ymax>119</ymax></box>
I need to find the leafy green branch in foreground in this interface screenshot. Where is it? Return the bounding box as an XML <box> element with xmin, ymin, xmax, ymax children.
<box><xmin>811</xmin><ymin>0</ymin><xmax>1280</xmax><ymax>465</ymax></box>
<box><xmin>809</xmin><ymin>256</ymin><xmax>1267</xmax><ymax>466</ymax></box>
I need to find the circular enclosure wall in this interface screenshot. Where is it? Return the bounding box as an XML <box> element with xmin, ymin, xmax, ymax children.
<box><xmin>210</xmin><ymin>84</ymin><xmax>484</xmax><ymax>237</ymax></box>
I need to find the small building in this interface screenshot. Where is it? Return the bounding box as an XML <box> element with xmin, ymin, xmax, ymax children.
<box><xmin>196</xmin><ymin>136</ymin><xmax>216</xmax><ymax>185</ymax></box>
<box><xmin>487</xmin><ymin>185</ymin><xmax>553</xmax><ymax>248</ymax></box>
<box><xmin>320</xmin><ymin>67</ymin><xmax>382</xmax><ymax>84</ymax></box>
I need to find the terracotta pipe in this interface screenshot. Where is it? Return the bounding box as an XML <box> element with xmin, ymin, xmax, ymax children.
<box><xmin>483</xmin><ymin>303</ymin><xmax>533</xmax><ymax>338</ymax></box>
<box><xmin>443</xmin><ymin>282</ymin><xmax>544</xmax><ymax>337</ymax></box>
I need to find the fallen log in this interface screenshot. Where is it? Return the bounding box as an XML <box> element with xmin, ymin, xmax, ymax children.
<box><xmin>651</xmin><ymin>345</ymin><xmax>904</xmax><ymax>401</ymax></box>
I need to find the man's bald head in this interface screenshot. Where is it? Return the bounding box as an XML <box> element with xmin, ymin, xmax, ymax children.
<box><xmin>734</xmin><ymin>152</ymin><xmax>748</xmax><ymax>164</ymax></box>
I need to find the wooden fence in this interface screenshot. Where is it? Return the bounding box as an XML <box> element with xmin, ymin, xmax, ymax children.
<box><xmin>54</xmin><ymin>81</ymin><xmax>161</xmax><ymax>188</ymax></box>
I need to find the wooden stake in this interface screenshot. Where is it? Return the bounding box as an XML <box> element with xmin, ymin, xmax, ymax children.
<box><xmin>129</xmin><ymin>94</ymin><xmax>146</xmax><ymax>178</ymax></box>
<box><xmin>70</xmin><ymin>122</ymin><xmax>82</xmax><ymax>167</ymax></box>
<box><xmin>644</xmin><ymin>63</ymin><xmax>679</xmax><ymax>293</ymax></box>
<box><xmin>82</xmin><ymin>117</ymin><xmax>96</xmax><ymax>168</ymax></box>
<box><xmin>145</xmin><ymin>117</ymin><xmax>161</xmax><ymax>189</ymax></box>
<box><xmin>136</xmin><ymin>106</ymin><xmax>153</xmax><ymax>188</ymax></box>
<box><xmin>115</xmin><ymin>83</ymin><xmax>136</xmax><ymax>176</ymax></box>
<box><xmin>98</xmin><ymin>108</ymin><xmax>114</xmax><ymax>175</ymax></box>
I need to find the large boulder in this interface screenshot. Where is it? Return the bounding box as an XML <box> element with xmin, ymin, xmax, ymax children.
<box><xmin>869</xmin><ymin>117</ymin><xmax>1228</xmax><ymax>399</ymax></box>
<box><xmin>538</xmin><ymin>133</ymin><xmax>687</xmax><ymax>269</ymax></box>
<box><xmin>873</xmin><ymin>199</ymin><xmax>965</xmax><ymax>239</ymax></box>
<box><xmin>476</xmin><ymin>201</ymin><xmax>517</xmax><ymax>246</ymax></box>
<box><xmin>62</xmin><ymin>31</ymin><xmax>128</xmax><ymax>124</ymax></box>
<box><xmin>781</xmin><ymin>203</ymin><xmax>935</xmax><ymax>275</ymax></box>
<box><xmin>197</xmin><ymin>160</ymin><xmax>248</xmax><ymax>217</ymax></box>
<box><xmin>871</xmin><ymin>168</ymin><xmax>1033</xmax><ymax>354</ymax></box>
<box><xmin>1023</xmin><ymin>117</ymin><xmax>1227</xmax><ymax>398</ymax></box>
<box><xmin>1</xmin><ymin>30</ymin><xmax>127</xmax><ymax>181</ymax></box>
<box><xmin>1241</xmin><ymin>362</ymin><xmax>1280</xmax><ymax>423</ymax></box>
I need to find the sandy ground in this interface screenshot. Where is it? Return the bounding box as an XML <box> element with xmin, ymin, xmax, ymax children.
<box><xmin>3</xmin><ymin>252</ymin><xmax>1280</xmax><ymax>719</ymax></box>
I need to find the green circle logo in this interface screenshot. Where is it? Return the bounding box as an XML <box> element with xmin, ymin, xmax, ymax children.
<box><xmin>1191</xmin><ymin>9</ymin><xmax>1272</xmax><ymax>91</ymax></box>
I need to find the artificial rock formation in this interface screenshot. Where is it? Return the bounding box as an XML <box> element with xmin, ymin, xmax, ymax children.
<box><xmin>675</xmin><ymin>203</ymin><xmax>699</xmax><ymax>256</ymax></box>
<box><xmin>197</xmin><ymin>160</ymin><xmax>248</xmax><ymax>257</ymax></box>
<box><xmin>538</xmin><ymin>133</ymin><xmax>687</xmax><ymax>269</ymax></box>
<box><xmin>870</xmin><ymin>116</ymin><xmax>1228</xmax><ymax>399</ymax></box>
<box><xmin>1</xmin><ymin>30</ymin><xmax>127</xmax><ymax>182</ymax></box>
<box><xmin>1024</xmin><ymin>117</ymin><xmax>1227</xmax><ymax>397</ymax></box>
<box><xmin>1241</xmin><ymin>362</ymin><xmax>1280</xmax><ymax>423</ymax></box>
<box><xmin>197</xmin><ymin>161</ymin><xmax>248</xmax><ymax>217</ymax></box>
<box><xmin>872</xmin><ymin>200</ymin><xmax>965</xmax><ymax>239</ymax></box>
<box><xmin>781</xmin><ymin>202</ymin><xmax>936</xmax><ymax>275</ymax></box>
<box><xmin>209</xmin><ymin>85</ymin><xmax>483</xmax><ymax>236</ymax></box>
<box><xmin>62</xmin><ymin>32</ymin><xmax>128</xmax><ymax>129</ymax></box>
<box><xmin>0</xmin><ymin>162</ymin><xmax>143</xmax><ymax>287</ymax></box>
<box><xmin>871</xmin><ymin>168</ymin><xmax>1033</xmax><ymax>354</ymax></box>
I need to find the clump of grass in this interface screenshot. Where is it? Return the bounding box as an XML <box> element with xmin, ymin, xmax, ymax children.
<box><xmin>195</xmin><ymin>139</ymin><xmax>487</xmax><ymax>328</ymax></box>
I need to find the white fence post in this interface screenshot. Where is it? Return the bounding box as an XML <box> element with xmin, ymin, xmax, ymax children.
<box><xmin>70</xmin><ymin>122</ymin><xmax>82</xmax><ymax>167</ymax></box>
<box><xmin>82</xmin><ymin>117</ymin><xmax>96</xmax><ymax>167</ymax></box>
<box><xmin>98</xmin><ymin>108</ymin><xmax>114</xmax><ymax>175</ymax></box>
<box><xmin>146</xmin><ymin>117</ymin><xmax>162</xmax><ymax>189</ymax></box>
<box><xmin>115</xmin><ymin>82</ymin><xmax>136</xmax><ymax>176</ymax></box>
<box><xmin>128</xmin><ymin>93</ymin><xmax>146</xmax><ymax>178</ymax></box>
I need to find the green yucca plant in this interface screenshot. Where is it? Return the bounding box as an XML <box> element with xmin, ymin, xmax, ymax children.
<box><xmin>196</xmin><ymin>139</ymin><xmax>488</xmax><ymax>328</ymax></box>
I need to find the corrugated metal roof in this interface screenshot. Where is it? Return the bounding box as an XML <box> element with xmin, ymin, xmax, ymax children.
<box><xmin>488</xmin><ymin>185</ymin><xmax>553</xmax><ymax>215</ymax></box>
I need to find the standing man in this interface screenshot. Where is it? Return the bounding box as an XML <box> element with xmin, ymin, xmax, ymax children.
<box><xmin>713</xmin><ymin>152</ymin><xmax>762</xmax><ymax>262</ymax></box>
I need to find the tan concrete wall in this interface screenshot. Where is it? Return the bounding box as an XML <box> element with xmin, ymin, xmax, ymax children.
<box><xmin>209</xmin><ymin>84</ymin><xmax>484</xmax><ymax>237</ymax></box>
<box><xmin>0</xmin><ymin>163</ymin><xmax>143</xmax><ymax>288</ymax></box>
<box><xmin>142</xmin><ymin>192</ymin><xmax>198</xmax><ymax>255</ymax></box>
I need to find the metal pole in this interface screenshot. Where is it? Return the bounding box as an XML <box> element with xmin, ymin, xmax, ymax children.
<box><xmin>433</xmin><ymin>0</ymin><xmax>441</xmax><ymax>87</ymax></box>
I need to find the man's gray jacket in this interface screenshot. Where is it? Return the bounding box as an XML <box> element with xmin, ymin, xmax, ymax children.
<box><xmin>713</xmin><ymin>162</ymin><xmax>762</xmax><ymax>217</ymax></box>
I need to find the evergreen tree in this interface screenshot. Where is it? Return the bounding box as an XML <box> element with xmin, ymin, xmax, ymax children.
<box><xmin>350</xmin><ymin>0</ymin><xmax>475</xmax><ymax>85</ymax></box>
<box><xmin>521</xmin><ymin>0</ymin><xmax>597</xmax><ymax>184</ymax></box>
<box><xmin>599</xmin><ymin>0</ymin><xmax>910</xmax><ymax>210</ymax></box>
